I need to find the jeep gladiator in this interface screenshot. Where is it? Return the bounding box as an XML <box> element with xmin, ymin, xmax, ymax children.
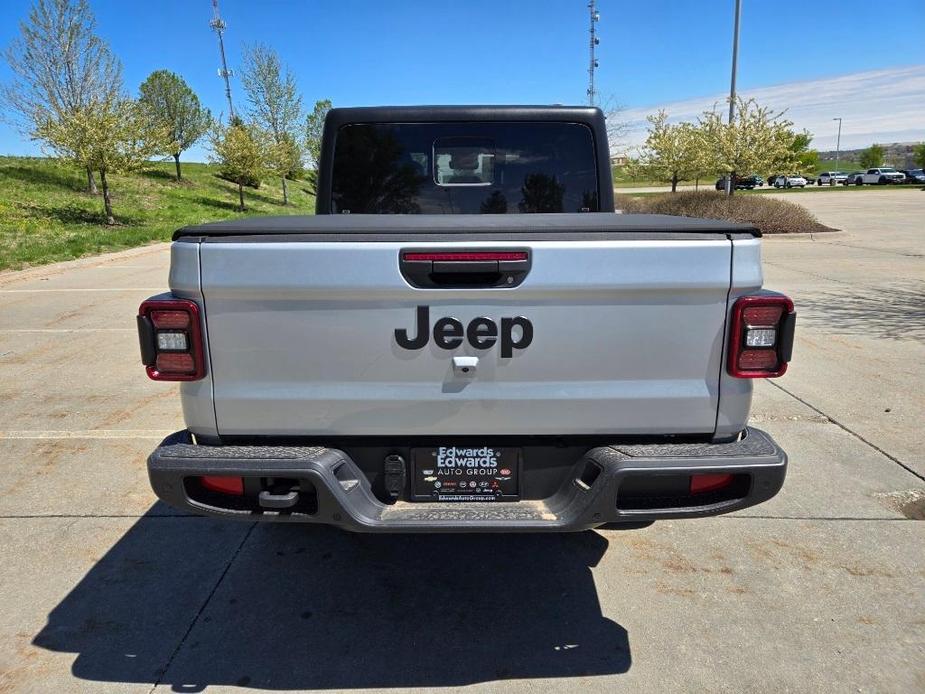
<box><xmin>139</xmin><ymin>106</ymin><xmax>795</xmax><ymax>532</ymax></box>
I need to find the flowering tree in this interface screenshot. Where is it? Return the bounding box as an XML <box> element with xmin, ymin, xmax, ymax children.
<box><xmin>637</xmin><ymin>110</ymin><xmax>704</xmax><ymax>192</ymax></box>
<box><xmin>697</xmin><ymin>97</ymin><xmax>799</xmax><ymax>195</ymax></box>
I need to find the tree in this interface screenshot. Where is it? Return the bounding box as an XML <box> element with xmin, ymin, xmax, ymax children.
<box><xmin>637</xmin><ymin>111</ymin><xmax>702</xmax><ymax>192</ymax></box>
<box><xmin>304</xmin><ymin>99</ymin><xmax>332</xmax><ymax>166</ymax></box>
<box><xmin>268</xmin><ymin>132</ymin><xmax>304</xmax><ymax>183</ymax></box>
<box><xmin>790</xmin><ymin>130</ymin><xmax>819</xmax><ymax>175</ymax></box>
<box><xmin>599</xmin><ymin>94</ymin><xmax>629</xmax><ymax>154</ymax></box>
<box><xmin>2</xmin><ymin>0</ymin><xmax>120</xmax><ymax>193</ymax></box>
<box><xmin>304</xmin><ymin>98</ymin><xmax>332</xmax><ymax>194</ymax></box>
<box><xmin>240</xmin><ymin>43</ymin><xmax>302</xmax><ymax>204</ymax></box>
<box><xmin>37</xmin><ymin>96</ymin><xmax>163</xmax><ymax>224</ymax></box>
<box><xmin>138</xmin><ymin>70</ymin><xmax>211</xmax><ymax>181</ymax></box>
<box><xmin>697</xmin><ymin>97</ymin><xmax>799</xmax><ymax>195</ymax></box>
<box><xmin>914</xmin><ymin>143</ymin><xmax>925</xmax><ymax>168</ymax></box>
<box><xmin>209</xmin><ymin>119</ymin><xmax>266</xmax><ymax>211</ymax></box>
<box><xmin>859</xmin><ymin>144</ymin><xmax>885</xmax><ymax>169</ymax></box>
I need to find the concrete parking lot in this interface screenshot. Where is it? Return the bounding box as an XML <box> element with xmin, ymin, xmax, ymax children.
<box><xmin>0</xmin><ymin>189</ymin><xmax>922</xmax><ymax>692</ymax></box>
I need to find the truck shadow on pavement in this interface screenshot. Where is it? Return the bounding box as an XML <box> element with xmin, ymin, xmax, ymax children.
<box><xmin>32</xmin><ymin>506</ymin><xmax>631</xmax><ymax>690</ymax></box>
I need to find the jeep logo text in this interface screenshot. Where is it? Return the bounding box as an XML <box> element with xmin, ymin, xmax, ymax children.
<box><xmin>395</xmin><ymin>306</ymin><xmax>533</xmax><ymax>357</ymax></box>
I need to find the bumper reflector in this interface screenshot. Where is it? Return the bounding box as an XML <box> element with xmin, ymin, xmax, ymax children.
<box><xmin>200</xmin><ymin>476</ymin><xmax>244</xmax><ymax>495</ymax></box>
<box><xmin>690</xmin><ymin>473</ymin><xmax>735</xmax><ymax>494</ymax></box>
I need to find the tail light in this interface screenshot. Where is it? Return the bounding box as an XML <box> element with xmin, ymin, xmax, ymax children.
<box><xmin>137</xmin><ymin>298</ymin><xmax>205</xmax><ymax>381</ymax></box>
<box><xmin>727</xmin><ymin>294</ymin><xmax>795</xmax><ymax>378</ymax></box>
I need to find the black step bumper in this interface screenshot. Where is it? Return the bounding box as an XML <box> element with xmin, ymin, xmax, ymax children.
<box><xmin>148</xmin><ymin>429</ymin><xmax>787</xmax><ymax>532</ymax></box>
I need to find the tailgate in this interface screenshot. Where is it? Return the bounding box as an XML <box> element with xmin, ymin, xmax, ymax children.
<box><xmin>199</xmin><ymin>239</ymin><xmax>732</xmax><ymax>436</ymax></box>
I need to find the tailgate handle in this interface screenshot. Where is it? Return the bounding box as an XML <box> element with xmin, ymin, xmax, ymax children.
<box><xmin>400</xmin><ymin>249</ymin><xmax>531</xmax><ymax>288</ymax></box>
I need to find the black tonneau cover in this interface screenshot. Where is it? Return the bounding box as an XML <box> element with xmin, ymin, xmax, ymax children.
<box><xmin>174</xmin><ymin>213</ymin><xmax>759</xmax><ymax>242</ymax></box>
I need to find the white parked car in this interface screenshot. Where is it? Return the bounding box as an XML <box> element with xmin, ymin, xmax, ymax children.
<box><xmin>774</xmin><ymin>174</ymin><xmax>807</xmax><ymax>188</ymax></box>
<box><xmin>859</xmin><ymin>168</ymin><xmax>905</xmax><ymax>185</ymax></box>
<box><xmin>817</xmin><ymin>171</ymin><xmax>847</xmax><ymax>186</ymax></box>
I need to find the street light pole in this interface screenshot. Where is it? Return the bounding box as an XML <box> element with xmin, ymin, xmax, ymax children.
<box><xmin>725</xmin><ymin>0</ymin><xmax>742</xmax><ymax>195</ymax></box>
<box><xmin>833</xmin><ymin>117</ymin><xmax>843</xmax><ymax>176</ymax></box>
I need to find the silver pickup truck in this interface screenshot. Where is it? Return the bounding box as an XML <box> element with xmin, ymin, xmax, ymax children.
<box><xmin>139</xmin><ymin>106</ymin><xmax>795</xmax><ymax>532</ymax></box>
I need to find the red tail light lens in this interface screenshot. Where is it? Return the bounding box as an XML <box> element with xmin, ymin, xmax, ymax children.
<box><xmin>155</xmin><ymin>352</ymin><xmax>196</xmax><ymax>374</ymax></box>
<box><xmin>150</xmin><ymin>310</ymin><xmax>191</xmax><ymax>329</ymax></box>
<box><xmin>138</xmin><ymin>298</ymin><xmax>205</xmax><ymax>381</ymax></box>
<box><xmin>727</xmin><ymin>294</ymin><xmax>795</xmax><ymax>378</ymax></box>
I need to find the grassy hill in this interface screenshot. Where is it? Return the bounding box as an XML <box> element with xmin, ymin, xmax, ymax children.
<box><xmin>0</xmin><ymin>156</ymin><xmax>316</xmax><ymax>272</ymax></box>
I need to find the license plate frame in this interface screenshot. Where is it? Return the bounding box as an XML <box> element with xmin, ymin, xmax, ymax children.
<box><xmin>411</xmin><ymin>446</ymin><xmax>521</xmax><ymax>502</ymax></box>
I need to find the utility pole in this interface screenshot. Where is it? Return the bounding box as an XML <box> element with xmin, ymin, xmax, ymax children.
<box><xmin>725</xmin><ymin>0</ymin><xmax>741</xmax><ymax>195</ymax></box>
<box><xmin>587</xmin><ymin>1</ymin><xmax>600</xmax><ymax>106</ymax></box>
<box><xmin>833</xmin><ymin>117</ymin><xmax>843</xmax><ymax>175</ymax></box>
<box><xmin>210</xmin><ymin>0</ymin><xmax>235</xmax><ymax>120</ymax></box>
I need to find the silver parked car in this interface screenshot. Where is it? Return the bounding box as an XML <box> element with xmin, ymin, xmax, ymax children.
<box><xmin>817</xmin><ymin>171</ymin><xmax>848</xmax><ymax>186</ymax></box>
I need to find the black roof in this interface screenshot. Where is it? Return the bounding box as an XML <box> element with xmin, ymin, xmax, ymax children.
<box><xmin>174</xmin><ymin>213</ymin><xmax>758</xmax><ymax>241</ymax></box>
<box><xmin>322</xmin><ymin>105</ymin><xmax>604</xmax><ymax>125</ymax></box>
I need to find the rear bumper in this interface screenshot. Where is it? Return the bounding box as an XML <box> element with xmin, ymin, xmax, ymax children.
<box><xmin>148</xmin><ymin>428</ymin><xmax>787</xmax><ymax>532</ymax></box>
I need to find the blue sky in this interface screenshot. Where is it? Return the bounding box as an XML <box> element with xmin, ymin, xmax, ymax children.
<box><xmin>1</xmin><ymin>0</ymin><xmax>923</xmax><ymax>160</ymax></box>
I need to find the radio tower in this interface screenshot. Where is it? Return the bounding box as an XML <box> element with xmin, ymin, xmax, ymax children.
<box><xmin>587</xmin><ymin>0</ymin><xmax>600</xmax><ymax>105</ymax></box>
<box><xmin>210</xmin><ymin>0</ymin><xmax>235</xmax><ymax>120</ymax></box>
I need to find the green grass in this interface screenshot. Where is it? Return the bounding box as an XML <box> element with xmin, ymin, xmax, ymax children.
<box><xmin>816</xmin><ymin>159</ymin><xmax>865</xmax><ymax>173</ymax></box>
<box><xmin>610</xmin><ymin>165</ymin><xmax>716</xmax><ymax>188</ymax></box>
<box><xmin>0</xmin><ymin>156</ymin><xmax>315</xmax><ymax>271</ymax></box>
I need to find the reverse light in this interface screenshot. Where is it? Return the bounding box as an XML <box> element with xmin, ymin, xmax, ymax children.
<box><xmin>156</xmin><ymin>331</ymin><xmax>188</xmax><ymax>351</ymax></box>
<box><xmin>745</xmin><ymin>328</ymin><xmax>776</xmax><ymax>348</ymax></box>
<box><xmin>727</xmin><ymin>294</ymin><xmax>795</xmax><ymax>378</ymax></box>
<box><xmin>137</xmin><ymin>298</ymin><xmax>205</xmax><ymax>381</ymax></box>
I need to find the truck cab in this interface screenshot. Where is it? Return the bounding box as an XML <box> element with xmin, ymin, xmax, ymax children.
<box><xmin>860</xmin><ymin>168</ymin><xmax>905</xmax><ymax>184</ymax></box>
<box><xmin>139</xmin><ymin>106</ymin><xmax>794</xmax><ymax>532</ymax></box>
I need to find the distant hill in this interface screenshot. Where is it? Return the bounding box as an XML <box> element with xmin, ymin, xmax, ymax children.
<box><xmin>0</xmin><ymin>156</ymin><xmax>315</xmax><ymax>271</ymax></box>
<box><xmin>816</xmin><ymin>142</ymin><xmax>921</xmax><ymax>169</ymax></box>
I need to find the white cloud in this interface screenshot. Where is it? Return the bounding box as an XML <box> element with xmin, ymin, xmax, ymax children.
<box><xmin>615</xmin><ymin>65</ymin><xmax>925</xmax><ymax>153</ymax></box>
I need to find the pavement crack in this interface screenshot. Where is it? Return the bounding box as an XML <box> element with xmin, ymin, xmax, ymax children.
<box><xmin>0</xmin><ymin>513</ymin><xmax>198</xmax><ymax>519</ymax></box>
<box><xmin>148</xmin><ymin>522</ymin><xmax>256</xmax><ymax>693</ymax></box>
<box><xmin>767</xmin><ymin>380</ymin><xmax>925</xmax><ymax>483</ymax></box>
<box><xmin>812</xmin><ymin>240</ymin><xmax>924</xmax><ymax>259</ymax></box>
<box><xmin>763</xmin><ymin>260</ymin><xmax>895</xmax><ymax>292</ymax></box>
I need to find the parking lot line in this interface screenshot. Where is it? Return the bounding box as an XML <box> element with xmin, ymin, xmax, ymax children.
<box><xmin>0</xmin><ymin>430</ymin><xmax>173</xmax><ymax>440</ymax></box>
<box><xmin>0</xmin><ymin>328</ymin><xmax>135</xmax><ymax>333</ymax></box>
<box><xmin>0</xmin><ymin>288</ymin><xmax>162</xmax><ymax>293</ymax></box>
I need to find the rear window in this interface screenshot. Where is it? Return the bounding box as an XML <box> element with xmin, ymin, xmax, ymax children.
<box><xmin>330</xmin><ymin>122</ymin><xmax>599</xmax><ymax>214</ymax></box>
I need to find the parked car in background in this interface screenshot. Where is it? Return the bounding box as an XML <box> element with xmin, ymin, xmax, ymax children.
<box><xmin>803</xmin><ymin>173</ymin><xmax>817</xmax><ymax>185</ymax></box>
<box><xmin>767</xmin><ymin>174</ymin><xmax>780</xmax><ymax>187</ymax></box>
<box><xmin>715</xmin><ymin>174</ymin><xmax>761</xmax><ymax>190</ymax></box>
<box><xmin>817</xmin><ymin>171</ymin><xmax>848</xmax><ymax>186</ymax></box>
<box><xmin>843</xmin><ymin>171</ymin><xmax>865</xmax><ymax>186</ymax></box>
<box><xmin>774</xmin><ymin>174</ymin><xmax>807</xmax><ymax>188</ymax></box>
<box><xmin>859</xmin><ymin>168</ymin><xmax>905</xmax><ymax>185</ymax></box>
<box><xmin>900</xmin><ymin>168</ymin><xmax>925</xmax><ymax>184</ymax></box>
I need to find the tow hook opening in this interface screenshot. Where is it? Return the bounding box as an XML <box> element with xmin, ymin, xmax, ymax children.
<box><xmin>185</xmin><ymin>476</ymin><xmax>318</xmax><ymax>516</ymax></box>
<box><xmin>576</xmin><ymin>460</ymin><xmax>602</xmax><ymax>490</ymax></box>
<box><xmin>617</xmin><ymin>473</ymin><xmax>750</xmax><ymax>510</ymax></box>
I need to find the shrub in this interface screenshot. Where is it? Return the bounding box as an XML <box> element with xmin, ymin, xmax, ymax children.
<box><xmin>616</xmin><ymin>191</ymin><xmax>836</xmax><ymax>235</ymax></box>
